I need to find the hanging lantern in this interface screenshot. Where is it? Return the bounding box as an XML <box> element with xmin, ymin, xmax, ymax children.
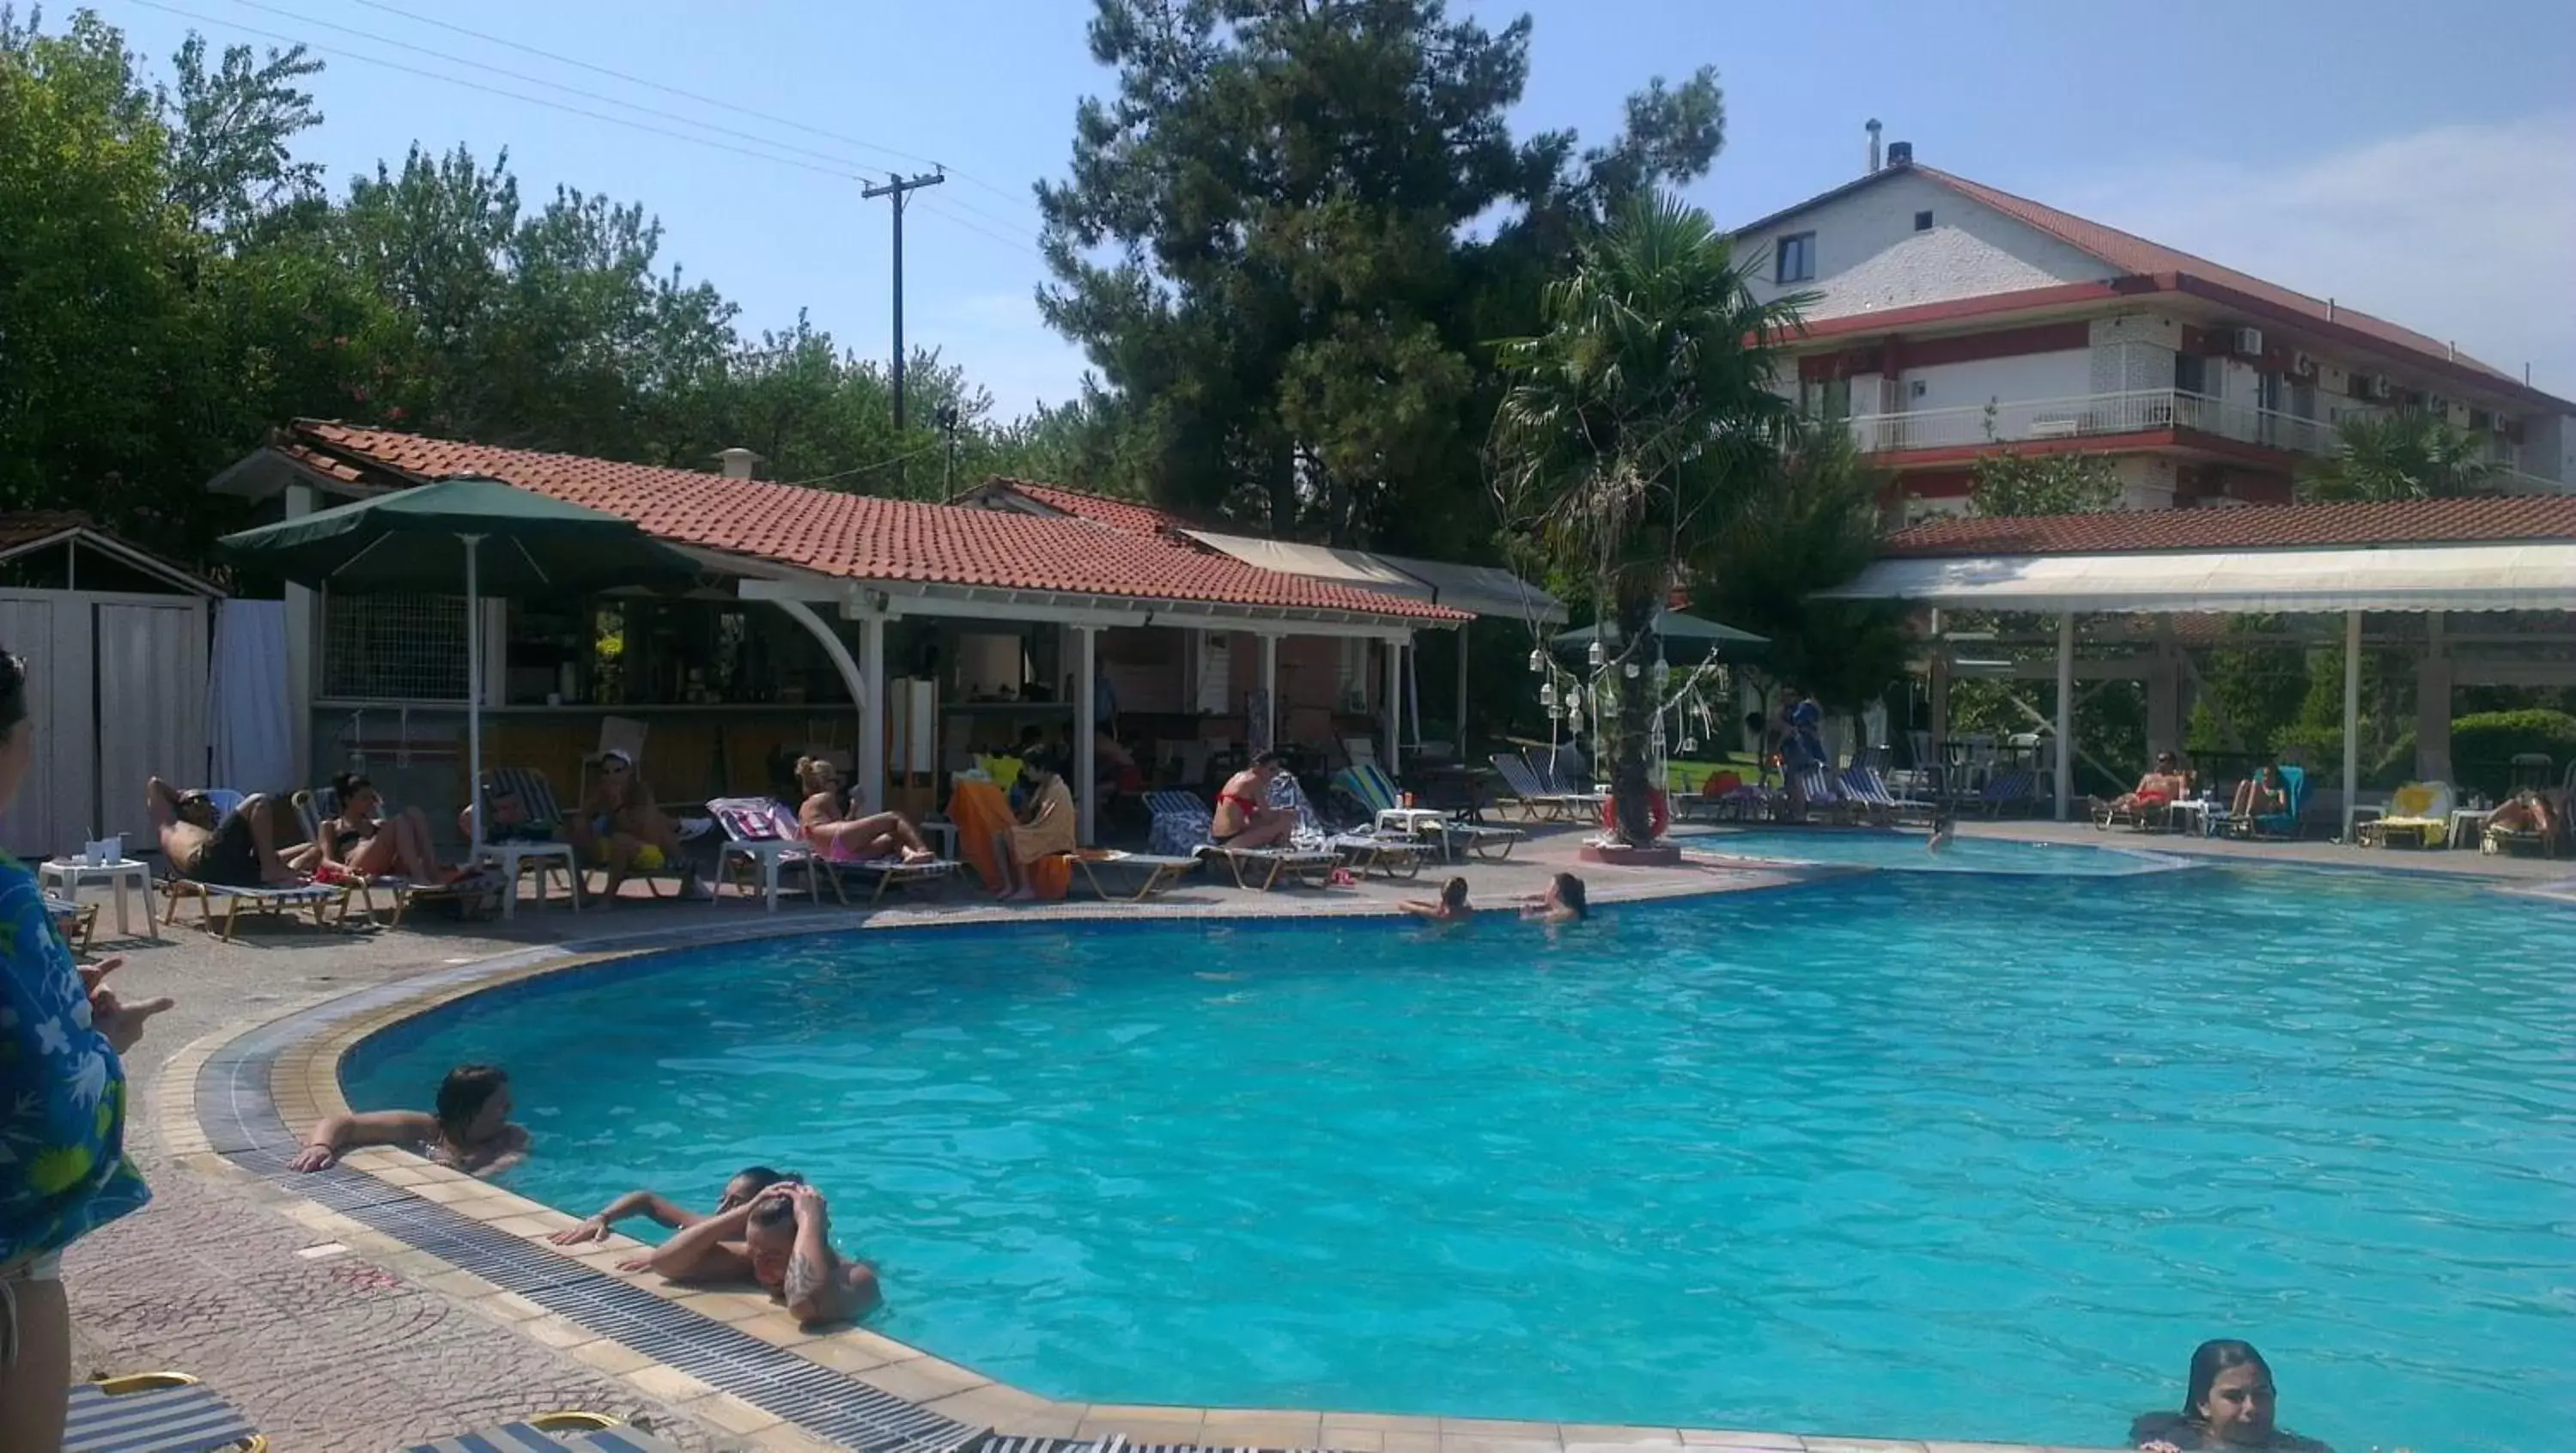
<box><xmin>1539</xmin><ymin>683</ymin><xmax>1557</xmax><ymax>707</ymax></box>
<box><xmin>1565</xmin><ymin>684</ymin><xmax>1583</xmax><ymax>712</ymax></box>
<box><xmin>1528</xmin><ymin>647</ymin><xmax>1546</xmax><ymax>673</ymax></box>
<box><xmin>1623</xmin><ymin>661</ymin><xmax>1641</xmax><ymax>679</ymax></box>
<box><xmin>1587</xmin><ymin>640</ymin><xmax>1607</xmax><ymax>668</ymax></box>
<box><xmin>1653</xmin><ymin>657</ymin><xmax>1672</xmax><ymax>687</ymax></box>
<box><xmin>1680</xmin><ymin>736</ymin><xmax>1699</xmax><ymax>754</ymax></box>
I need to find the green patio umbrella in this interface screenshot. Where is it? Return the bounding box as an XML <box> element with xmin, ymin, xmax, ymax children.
<box><xmin>219</xmin><ymin>477</ymin><xmax>706</xmax><ymax>854</ymax></box>
<box><xmin>1552</xmin><ymin>609</ymin><xmax>1768</xmax><ymax>662</ymax></box>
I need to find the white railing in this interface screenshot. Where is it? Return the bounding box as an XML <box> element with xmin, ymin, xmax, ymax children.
<box><xmin>1844</xmin><ymin>388</ymin><xmax>2339</xmax><ymax>458</ymax></box>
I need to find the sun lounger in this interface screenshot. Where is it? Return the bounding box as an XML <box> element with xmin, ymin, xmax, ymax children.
<box><xmin>1144</xmin><ymin>788</ymin><xmax>1216</xmax><ymax>857</ymax></box>
<box><xmin>1147</xmin><ymin>788</ymin><xmax>1339</xmax><ymax>890</ymax></box>
<box><xmin>1274</xmin><ymin>774</ymin><xmax>1427</xmax><ymax>879</ymax></box>
<box><xmin>706</xmin><ymin>795</ymin><xmax>834</xmax><ymax>909</ymax></box>
<box><xmin>2357</xmin><ymin>781</ymin><xmax>2453</xmax><ymax>848</ymax></box>
<box><xmin>2231</xmin><ymin>764</ymin><xmax>2309</xmax><ymax>840</ymax></box>
<box><xmin>289</xmin><ymin>787</ymin><xmax>501</xmax><ymax>927</ymax></box>
<box><xmin>1487</xmin><ymin>752</ymin><xmax>1579</xmax><ymax>820</ymax></box>
<box><xmin>46</xmin><ymin>891</ymin><xmax>100</xmax><ymax>953</ymax></box>
<box><xmin>159</xmin><ymin>876</ymin><xmax>349</xmax><ymax>941</ymax></box>
<box><xmin>64</xmin><ymin>1371</ymin><xmax>264</xmax><ymax>1452</ymax></box>
<box><xmin>398</xmin><ymin>1410</ymin><xmax>683</xmax><ymax>1453</ymax></box>
<box><xmin>1838</xmin><ymin>765</ymin><xmax>1933</xmax><ymax>825</ymax></box>
<box><xmin>1971</xmin><ymin>765</ymin><xmax>2038</xmax><ymax>818</ymax></box>
<box><xmin>1073</xmin><ymin>849</ymin><xmax>1201</xmax><ymax>901</ymax></box>
<box><xmin>1341</xmin><ymin>762</ymin><xmax>1522</xmax><ymax>860</ymax></box>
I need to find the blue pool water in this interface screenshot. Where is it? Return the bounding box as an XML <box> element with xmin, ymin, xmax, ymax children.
<box><xmin>345</xmin><ymin>867</ymin><xmax>2574</xmax><ymax>1451</ymax></box>
<box><xmin>1681</xmin><ymin>825</ymin><xmax>2172</xmax><ymax>875</ymax></box>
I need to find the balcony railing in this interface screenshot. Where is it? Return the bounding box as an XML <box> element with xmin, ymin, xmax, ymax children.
<box><xmin>1844</xmin><ymin>388</ymin><xmax>2339</xmax><ymax>458</ymax></box>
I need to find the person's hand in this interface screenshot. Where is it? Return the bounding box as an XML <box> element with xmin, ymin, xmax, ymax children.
<box><xmin>2137</xmin><ymin>1442</ymin><xmax>2181</xmax><ymax>1453</ymax></box>
<box><xmin>289</xmin><ymin>1142</ymin><xmax>337</xmax><ymax>1173</ymax></box>
<box><xmin>78</xmin><ymin>957</ymin><xmax>125</xmax><ymax>995</ymax></box>
<box><xmin>616</xmin><ymin>1254</ymin><xmax>655</xmax><ymax>1273</ymax></box>
<box><xmin>776</xmin><ymin>1182</ymin><xmax>827</xmax><ymax>1227</ymax></box>
<box><xmin>88</xmin><ymin>979</ymin><xmax>174</xmax><ymax>1055</ymax></box>
<box><xmin>549</xmin><ymin>1215</ymin><xmax>613</xmax><ymax>1245</ymax></box>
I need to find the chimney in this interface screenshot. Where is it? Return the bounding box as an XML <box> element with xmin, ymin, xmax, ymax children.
<box><xmin>1886</xmin><ymin>140</ymin><xmax>1914</xmax><ymax>168</ymax></box>
<box><xmin>715</xmin><ymin>447</ymin><xmax>758</xmax><ymax>481</ymax></box>
<box><xmin>1866</xmin><ymin>119</ymin><xmax>1883</xmax><ymax>174</ymax></box>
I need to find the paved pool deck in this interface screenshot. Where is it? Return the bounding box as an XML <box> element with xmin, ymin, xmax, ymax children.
<box><xmin>64</xmin><ymin>820</ymin><xmax>2564</xmax><ymax>1451</ymax></box>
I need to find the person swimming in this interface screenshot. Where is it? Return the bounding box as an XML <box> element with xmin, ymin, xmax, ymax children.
<box><xmin>1401</xmin><ymin>876</ymin><xmax>1473</xmax><ymax>923</ymax></box>
<box><xmin>2129</xmin><ymin>1339</ymin><xmax>2332</xmax><ymax>1451</ymax></box>
<box><xmin>1522</xmin><ymin>872</ymin><xmax>1588</xmax><ymax>924</ymax></box>
<box><xmin>1925</xmin><ymin>811</ymin><xmax>1954</xmax><ymax>854</ymax></box>
<box><xmin>289</xmin><ymin>1064</ymin><xmax>530</xmax><ymax>1176</ymax></box>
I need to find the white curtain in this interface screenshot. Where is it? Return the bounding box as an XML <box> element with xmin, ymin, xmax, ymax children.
<box><xmin>206</xmin><ymin>599</ymin><xmax>294</xmax><ymax>793</ymax></box>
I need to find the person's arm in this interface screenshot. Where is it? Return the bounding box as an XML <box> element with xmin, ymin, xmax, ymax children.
<box><xmin>647</xmin><ymin>1200</ymin><xmax>757</xmax><ymax>1282</ymax></box>
<box><xmin>779</xmin><ymin>1184</ymin><xmax>878</xmax><ymax>1323</ymax></box>
<box><xmin>289</xmin><ymin>1110</ymin><xmax>440</xmax><ymax>1171</ymax></box>
<box><xmin>550</xmin><ymin>1188</ymin><xmax>701</xmax><ymax>1244</ymax></box>
<box><xmin>471</xmin><ymin>1122</ymin><xmax>533</xmax><ymax>1178</ymax></box>
<box><xmin>1399</xmin><ymin>900</ymin><xmax>1441</xmax><ymax>919</ymax></box>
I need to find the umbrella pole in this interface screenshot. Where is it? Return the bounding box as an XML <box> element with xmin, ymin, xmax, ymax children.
<box><xmin>465</xmin><ymin>533</ymin><xmax>485</xmax><ymax>860</ymax></box>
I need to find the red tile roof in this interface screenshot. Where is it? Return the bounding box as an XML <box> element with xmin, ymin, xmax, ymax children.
<box><xmin>1912</xmin><ymin>167</ymin><xmax>2512</xmax><ymax>381</ymax></box>
<box><xmin>986</xmin><ymin>477</ymin><xmax>1185</xmax><ymax>536</ymax></box>
<box><xmin>283</xmin><ymin>423</ymin><xmax>1465</xmax><ymax>622</ymax></box>
<box><xmin>1883</xmin><ymin>496</ymin><xmax>2576</xmax><ymax>558</ymax></box>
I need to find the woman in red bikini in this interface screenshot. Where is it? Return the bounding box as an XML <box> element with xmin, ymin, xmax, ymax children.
<box><xmin>1210</xmin><ymin>752</ymin><xmax>1299</xmax><ymax>849</ymax></box>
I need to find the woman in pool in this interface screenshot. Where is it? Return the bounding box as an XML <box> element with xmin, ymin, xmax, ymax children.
<box><xmin>2229</xmin><ymin>764</ymin><xmax>2287</xmax><ymax>823</ymax></box>
<box><xmin>2130</xmin><ymin>1339</ymin><xmax>2331</xmax><ymax>1451</ymax></box>
<box><xmin>550</xmin><ymin>1165</ymin><xmax>797</xmax><ymax>1268</ymax></box>
<box><xmin>289</xmin><ymin>1063</ymin><xmax>531</xmax><ymax>1176</ymax></box>
<box><xmin>994</xmin><ymin>751</ymin><xmax>1078</xmax><ymax>900</ymax></box>
<box><xmin>1401</xmin><ymin>876</ymin><xmax>1473</xmax><ymax>923</ymax></box>
<box><xmin>294</xmin><ymin>771</ymin><xmax>440</xmax><ymax>882</ymax></box>
<box><xmin>793</xmin><ymin>757</ymin><xmax>939</xmax><ymax>865</ymax></box>
<box><xmin>1522</xmin><ymin>872</ymin><xmax>1588</xmax><ymax>924</ymax></box>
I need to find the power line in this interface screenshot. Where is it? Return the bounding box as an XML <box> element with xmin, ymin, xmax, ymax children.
<box><xmin>208</xmin><ymin>0</ymin><xmax>882</xmax><ymax>176</ymax></box>
<box><xmin>125</xmin><ymin>0</ymin><xmax>862</xmax><ymax>179</ymax></box>
<box><xmin>343</xmin><ymin>0</ymin><xmax>1044</xmax><ymax>219</ymax></box>
<box><xmin>914</xmin><ymin>197</ymin><xmax>1045</xmax><ymax>259</ymax></box>
<box><xmin>775</xmin><ymin>437</ymin><xmax>946</xmax><ymax>489</ymax></box>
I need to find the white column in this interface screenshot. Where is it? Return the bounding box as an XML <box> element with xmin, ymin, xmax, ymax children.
<box><xmin>1382</xmin><ymin>637</ymin><xmax>1403</xmax><ymax>772</ymax></box>
<box><xmin>1073</xmin><ymin>624</ymin><xmax>1098</xmax><ymax>846</ymax></box>
<box><xmin>2342</xmin><ymin>608</ymin><xmax>2362</xmax><ymax>843</ymax></box>
<box><xmin>857</xmin><ymin>614</ymin><xmax>886</xmax><ymax>816</ymax></box>
<box><xmin>2053</xmin><ymin>611</ymin><xmax>2075</xmax><ymax>822</ymax></box>
<box><xmin>283</xmin><ymin>483</ymin><xmax>315</xmax><ymax>782</ymax></box>
<box><xmin>1257</xmin><ymin>632</ymin><xmax>1279</xmax><ymax>752</ymax></box>
<box><xmin>2415</xmin><ymin>612</ymin><xmax>2451</xmax><ymax>782</ymax></box>
<box><xmin>1453</xmin><ymin>623</ymin><xmax>1470</xmax><ymax>753</ymax></box>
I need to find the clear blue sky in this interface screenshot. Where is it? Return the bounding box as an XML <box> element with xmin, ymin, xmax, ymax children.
<box><xmin>104</xmin><ymin>0</ymin><xmax>2576</xmax><ymax>417</ymax></box>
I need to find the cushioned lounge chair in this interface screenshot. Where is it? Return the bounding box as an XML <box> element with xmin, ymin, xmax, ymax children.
<box><xmin>1487</xmin><ymin>752</ymin><xmax>1579</xmax><ymax>821</ymax></box>
<box><xmin>1274</xmin><ymin>773</ymin><xmax>1425</xmax><ymax>880</ymax></box>
<box><xmin>1144</xmin><ymin>788</ymin><xmax>1340</xmax><ymax>891</ymax></box>
<box><xmin>2232</xmin><ymin>764</ymin><xmax>2309</xmax><ymax>840</ymax></box>
<box><xmin>64</xmin><ymin>1371</ymin><xmax>264</xmax><ymax>1452</ymax></box>
<box><xmin>1340</xmin><ymin>762</ymin><xmax>1521</xmax><ymax>860</ymax></box>
<box><xmin>290</xmin><ymin>787</ymin><xmax>501</xmax><ymax>927</ymax></box>
<box><xmin>398</xmin><ymin>1410</ymin><xmax>683</xmax><ymax>1452</ymax></box>
<box><xmin>2357</xmin><ymin>781</ymin><xmax>2454</xmax><ymax>848</ymax></box>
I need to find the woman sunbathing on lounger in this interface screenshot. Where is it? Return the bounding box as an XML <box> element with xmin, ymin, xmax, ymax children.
<box><xmin>993</xmin><ymin>752</ymin><xmax>1078</xmax><ymax>900</ymax></box>
<box><xmin>149</xmin><ymin>777</ymin><xmax>302</xmax><ymax>887</ymax></box>
<box><xmin>1210</xmin><ymin>752</ymin><xmax>1298</xmax><ymax>850</ymax></box>
<box><xmin>2485</xmin><ymin>787</ymin><xmax>2565</xmax><ymax>848</ymax></box>
<box><xmin>1402</xmin><ymin>876</ymin><xmax>1473</xmax><ymax>923</ymax></box>
<box><xmin>793</xmin><ymin>757</ymin><xmax>938</xmax><ymax>865</ymax></box>
<box><xmin>293</xmin><ymin>772</ymin><xmax>439</xmax><ymax>882</ymax></box>
<box><xmin>2230</xmin><ymin>764</ymin><xmax>2287</xmax><ymax>822</ymax></box>
<box><xmin>289</xmin><ymin>1063</ymin><xmax>530</xmax><ymax>1176</ymax></box>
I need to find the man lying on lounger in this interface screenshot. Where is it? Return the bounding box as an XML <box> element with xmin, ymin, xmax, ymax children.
<box><xmin>646</xmin><ymin>1180</ymin><xmax>881</xmax><ymax>1325</ymax></box>
<box><xmin>149</xmin><ymin>777</ymin><xmax>303</xmax><ymax>887</ymax></box>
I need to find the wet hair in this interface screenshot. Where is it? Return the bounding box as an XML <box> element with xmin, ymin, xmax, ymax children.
<box><xmin>794</xmin><ymin>756</ymin><xmax>841</xmax><ymax>794</ymax></box>
<box><xmin>433</xmin><ymin>1064</ymin><xmax>509</xmax><ymax>1141</ymax></box>
<box><xmin>0</xmin><ymin>649</ymin><xmax>26</xmax><ymax>738</ymax></box>
<box><xmin>1551</xmin><ymin>872</ymin><xmax>1589</xmax><ymax>919</ymax></box>
<box><xmin>748</xmin><ymin>1192</ymin><xmax>799</xmax><ymax>1232</ymax></box>
<box><xmin>2182</xmin><ymin>1339</ymin><xmax>2272</xmax><ymax>1419</ymax></box>
<box><xmin>1439</xmin><ymin>877</ymin><xmax>1469</xmax><ymax>909</ymax></box>
<box><xmin>729</xmin><ymin>1164</ymin><xmax>790</xmax><ymax>1194</ymax></box>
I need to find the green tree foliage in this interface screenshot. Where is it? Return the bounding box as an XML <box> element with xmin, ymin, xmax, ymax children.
<box><xmin>1491</xmin><ymin>194</ymin><xmax>1800</xmax><ymax>844</ymax></box>
<box><xmin>1968</xmin><ymin>448</ymin><xmax>2123</xmax><ymax>517</ymax></box>
<box><xmin>1036</xmin><ymin>0</ymin><xmax>1726</xmax><ymax>551</ymax></box>
<box><xmin>0</xmin><ymin>8</ymin><xmax>1085</xmax><ymax>562</ymax></box>
<box><xmin>2296</xmin><ymin>409</ymin><xmax>2497</xmax><ymax>502</ymax></box>
<box><xmin>1693</xmin><ymin>423</ymin><xmax>1906</xmax><ymax>715</ymax></box>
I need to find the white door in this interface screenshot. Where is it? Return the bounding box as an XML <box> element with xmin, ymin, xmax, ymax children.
<box><xmin>0</xmin><ymin>599</ymin><xmax>60</xmax><ymax>857</ymax></box>
<box><xmin>94</xmin><ymin>600</ymin><xmax>209</xmax><ymax>848</ymax></box>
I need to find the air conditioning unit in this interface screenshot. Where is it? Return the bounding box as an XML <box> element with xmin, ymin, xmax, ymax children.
<box><xmin>2231</xmin><ymin>326</ymin><xmax>2264</xmax><ymax>356</ymax></box>
<box><xmin>2290</xmin><ymin>351</ymin><xmax>2320</xmax><ymax>379</ymax></box>
<box><xmin>2365</xmin><ymin>374</ymin><xmax>2394</xmax><ymax>400</ymax></box>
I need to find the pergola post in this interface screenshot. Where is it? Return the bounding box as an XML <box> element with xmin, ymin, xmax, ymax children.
<box><xmin>1382</xmin><ymin>636</ymin><xmax>1403</xmax><ymax>772</ymax></box>
<box><xmin>1454</xmin><ymin>623</ymin><xmax>1470</xmax><ymax>755</ymax></box>
<box><xmin>857</xmin><ymin>613</ymin><xmax>886</xmax><ymax>815</ymax></box>
<box><xmin>1257</xmin><ymin>631</ymin><xmax>1279</xmax><ymax>752</ymax></box>
<box><xmin>2416</xmin><ymin>612</ymin><xmax>2451</xmax><ymax>782</ymax></box>
<box><xmin>1074</xmin><ymin>623</ymin><xmax>1098</xmax><ymax>846</ymax></box>
<box><xmin>775</xmin><ymin>600</ymin><xmax>873</xmax><ymax>806</ymax></box>
<box><xmin>2342</xmin><ymin>608</ymin><xmax>2361</xmax><ymax>842</ymax></box>
<box><xmin>2053</xmin><ymin>611</ymin><xmax>2075</xmax><ymax>821</ymax></box>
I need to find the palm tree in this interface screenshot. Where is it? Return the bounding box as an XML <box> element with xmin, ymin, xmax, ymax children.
<box><xmin>1490</xmin><ymin>193</ymin><xmax>1806</xmax><ymax>847</ymax></box>
<box><xmin>2297</xmin><ymin>409</ymin><xmax>2498</xmax><ymax>502</ymax></box>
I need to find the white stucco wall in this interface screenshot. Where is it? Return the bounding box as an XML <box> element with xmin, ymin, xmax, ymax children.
<box><xmin>1899</xmin><ymin>350</ymin><xmax>2093</xmax><ymax>413</ymax></box>
<box><xmin>2113</xmin><ymin>454</ymin><xmax>2183</xmax><ymax>510</ymax></box>
<box><xmin>1740</xmin><ymin>168</ymin><xmax>2116</xmax><ymax>320</ymax></box>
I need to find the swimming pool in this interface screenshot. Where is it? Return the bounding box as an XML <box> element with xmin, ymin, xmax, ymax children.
<box><xmin>1680</xmin><ymin>824</ymin><xmax>2175</xmax><ymax>874</ymax></box>
<box><xmin>344</xmin><ymin>867</ymin><xmax>2573</xmax><ymax>1451</ymax></box>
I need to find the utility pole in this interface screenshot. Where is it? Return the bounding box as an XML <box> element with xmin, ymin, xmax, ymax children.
<box><xmin>861</xmin><ymin>168</ymin><xmax>946</xmax><ymax>434</ymax></box>
<box><xmin>936</xmin><ymin>403</ymin><xmax>961</xmax><ymax>500</ymax></box>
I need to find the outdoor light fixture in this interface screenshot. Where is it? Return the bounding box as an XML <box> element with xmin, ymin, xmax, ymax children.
<box><xmin>1680</xmin><ymin>737</ymin><xmax>1698</xmax><ymax>754</ymax></box>
<box><xmin>1587</xmin><ymin>640</ymin><xmax>1606</xmax><ymax>668</ymax></box>
<box><xmin>1539</xmin><ymin>683</ymin><xmax>1557</xmax><ymax>707</ymax></box>
<box><xmin>1528</xmin><ymin>647</ymin><xmax>1545</xmax><ymax>672</ymax></box>
<box><xmin>1623</xmin><ymin>662</ymin><xmax>1640</xmax><ymax>678</ymax></box>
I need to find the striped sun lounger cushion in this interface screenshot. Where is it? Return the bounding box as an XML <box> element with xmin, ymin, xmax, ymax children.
<box><xmin>63</xmin><ymin>1378</ymin><xmax>258</xmax><ymax>1453</ymax></box>
<box><xmin>398</xmin><ymin>1422</ymin><xmax>686</xmax><ymax>1453</ymax></box>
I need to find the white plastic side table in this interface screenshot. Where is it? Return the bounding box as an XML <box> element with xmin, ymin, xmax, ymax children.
<box><xmin>477</xmin><ymin>841</ymin><xmax>580</xmax><ymax>918</ymax></box>
<box><xmin>40</xmin><ymin>858</ymin><xmax>155</xmax><ymax>939</ymax></box>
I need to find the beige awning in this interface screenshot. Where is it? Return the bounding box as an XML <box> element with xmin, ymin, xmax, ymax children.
<box><xmin>1817</xmin><ymin>543</ymin><xmax>2576</xmax><ymax>614</ymax></box>
<box><xmin>1183</xmin><ymin>531</ymin><xmax>1566</xmax><ymax>624</ymax></box>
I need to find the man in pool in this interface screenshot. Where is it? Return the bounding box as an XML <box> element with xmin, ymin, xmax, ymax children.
<box><xmin>645</xmin><ymin>1180</ymin><xmax>880</xmax><ymax>1325</ymax></box>
<box><xmin>549</xmin><ymin>1166</ymin><xmax>795</xmax><ymax>1268</ymax></box>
